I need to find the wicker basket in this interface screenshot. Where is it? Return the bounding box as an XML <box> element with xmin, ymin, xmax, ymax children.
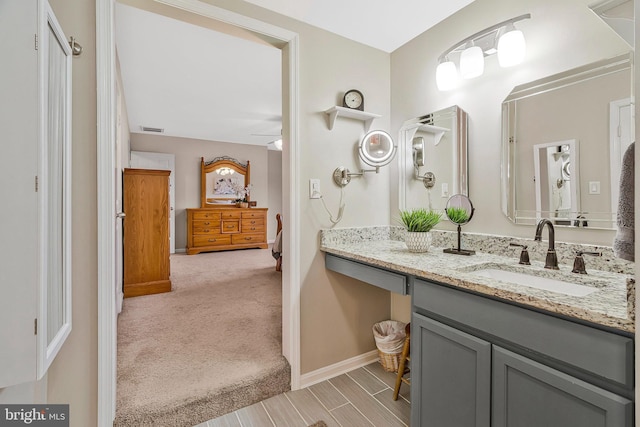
<box><xmin>377</xmin><ymin>349</ymin><xmax>402</xmax><ymax>373</ymax></box>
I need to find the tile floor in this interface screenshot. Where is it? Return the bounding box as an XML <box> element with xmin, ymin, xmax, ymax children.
<box><xmin>196</xmin><ymin>361</ymin><xmax>411</xmax><ymax>427</ymax></box>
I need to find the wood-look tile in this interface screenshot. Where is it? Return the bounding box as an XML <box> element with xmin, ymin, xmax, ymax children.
<box><xmin>347</xmin><ymin>367</ymin><xmax>387</xmax><ymax>395</ymax></box>
<box><xmin>285</xmin><ymin>388</ymin><xmax>341</xmax><ymax>427</ymax></box>
<box><xmin>363</xmin><ymin>362</ymin><xmax>411</xmax><ymax>402</ymax></box>
<box><xmin>330</xmin><ymin>403</ymin><xmax>374</xmax><ymax>427</ymax></box>
<box><xmin>329</xmin><ymin>374</ymin><xmax>405</xmax><ymax>427</ymax></box>
<box><xmin>236</xmin><ymin>402</ymin><xmax>274</xmax><ymax>427</ymax></box>
<box><xmin>262</xmin><ymin>393</ymin><xmax>306</xmax><ymax>426</ymax></box>
<box><xmin>308</xmin><ymin>380</ymin><xmax>348</xmax><ymax>411</ymax></box>
<box><xmin>372</xmin><ymin>389</ymin><xmax>411</xmax><ymax>426</ymax></box>
<box><xmin>207</xmin><ymin>412</ymin><xmax>241</xmax><ymax>427</ymax></box>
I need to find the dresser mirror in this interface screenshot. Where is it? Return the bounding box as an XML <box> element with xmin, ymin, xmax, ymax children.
<box><xmin>501</xmin><ymin>52</ymin><xmax>633</xmax><ymax>229</ymax></box>
<box><xmin>200</xmin><ymin>156</ymin><xmax>251</xmax><ymax>208</ymax></box>
<box><xmin>399</xmin><ymin>105</ymin><xmax>469</xmax><ymax>212</ymax></box>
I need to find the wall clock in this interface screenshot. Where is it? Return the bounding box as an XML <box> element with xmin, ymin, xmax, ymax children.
<box><xmin>342</xmin><ymin>89</ymin><xmax>364</xmax><ymax>111</ymax></box>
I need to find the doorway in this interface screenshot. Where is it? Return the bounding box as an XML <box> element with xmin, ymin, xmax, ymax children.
<box><xmin>96</xmin><ymin>0</ymin><xmax>301</xmax><ymax>424</ymax></box>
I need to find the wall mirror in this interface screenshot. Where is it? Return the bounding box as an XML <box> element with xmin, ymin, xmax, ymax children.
<box><xmin>200</xmin><ymin>156</ymin><xmax>250</xmax><ymax>207</ymax></box>
<box><xmin>399</xmin><ymin>105</ymin><xmax>468</xmax><ymax>212</ymax></box>
<box><xmin>501</xmin><ymin>52</ymin><xmax>633</xmax><ymax>229</ymax></box>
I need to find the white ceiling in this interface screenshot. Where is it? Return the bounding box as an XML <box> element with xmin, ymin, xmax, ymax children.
<box><xmin>116</xmin><ymin>1</ymin><xmax>474</xmax><ymax>148</ymax></box>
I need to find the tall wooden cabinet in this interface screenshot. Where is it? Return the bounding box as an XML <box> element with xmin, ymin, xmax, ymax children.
<box><xmin>123</xmin><ymin>168</ymin><xmax>172</xmax><ymax>297</ymax></box>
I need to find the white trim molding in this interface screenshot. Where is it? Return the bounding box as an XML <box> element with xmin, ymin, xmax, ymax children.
<box><xmin>96</xmin><ymin>0</ymin><xmax>117</xmax><ymax>425</ymax></box>
<box><xmin>97</xmin><ymin>1</ymin><xmax>301</xmax><ymax>424</ymax></box>
<box><xmin>299</xmin><ymin>350</ymin><xmax>379</xmax><ymax>389</ymax></box>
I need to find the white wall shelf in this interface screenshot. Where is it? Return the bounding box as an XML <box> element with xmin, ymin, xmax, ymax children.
<box><xmin>403</xmin><ymin>122</ymin><xmax>450</xmax><ymax>146</ymax></box>
<box><xmin>324</xmin><ymin>106</ymin><xmax>381</xmax><ymax>132</ymax></box>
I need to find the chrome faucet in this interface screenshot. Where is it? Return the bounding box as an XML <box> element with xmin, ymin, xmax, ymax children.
<box><xmin>534</xmin><ymin>219</ymin><xmax>559</xmax><ymax>270</ymax></box>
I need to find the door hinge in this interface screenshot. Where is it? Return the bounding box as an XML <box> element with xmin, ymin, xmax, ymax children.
<box><xmin>35</xmin><ymin>176</ymin><xmax>38</xmax><ymax>192</ymax></box>
<box><xmin>35</xmin><ymin>34</ymin><xmax>38</xmax><ymax>50</ymax></box>
<box><xmin>34</xmin><ymin>318</ymin><xmax>38</xmax><ymax>335</ymax></box>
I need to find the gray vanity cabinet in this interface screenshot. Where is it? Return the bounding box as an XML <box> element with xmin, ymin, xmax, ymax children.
<box><xmin>492</xmin><ymin>347</ymin><xmax>632</xmax><ymax>427</ymax></box>
<box><xmin>412</xmin><ymin>278</ymin><xmax>634</xmax><ymax>427</ymax></box>
<box><xmin>411</xmin><ymin>313</ymin><xmax>491</xmax><ymax>427</ymax></box>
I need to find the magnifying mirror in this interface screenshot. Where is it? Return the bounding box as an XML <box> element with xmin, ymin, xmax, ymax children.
<box><xmin>358</xmin><ymin>130</ymin><xmax>396</xmax><ymax>167</ymax></box>
<box><xmin>333</xmin><ymin>130</ymin><xmax>397</xmax><ymax>187</ymax></box>
<box><xmin>443</xmin><ymin>194</ymin><xmax>476</xmax><ymax>256</ymax></box>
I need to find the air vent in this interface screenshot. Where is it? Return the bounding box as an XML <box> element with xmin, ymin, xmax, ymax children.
<box><xmin>140</xmin><ymin>126</ymin><xmax>164</xmax><ymax>133</ymax></box>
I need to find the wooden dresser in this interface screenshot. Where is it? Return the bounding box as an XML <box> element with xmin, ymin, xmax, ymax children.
<box><xmin>123</xmin><ymin>168</ymin><xmax>172</xmax><ymax>297</ymax></box>
<box><xmin>186</xmin><ymin>207</ymin><xmax>268</xmax><ymax>255</ymax></box>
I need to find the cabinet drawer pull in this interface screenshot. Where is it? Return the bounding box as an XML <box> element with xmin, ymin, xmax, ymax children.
<box><xmin>250</xmin><ymin>220</ymin><xmax>256</xmax><ymax>224</ymax></box>
<box><xmin>208</xmin><ymin>239</ymin><xmax>216</xmax><ymax>242</ymax></box>
<box><xmin>204</xmin><ymin>222</ymin><xmax>210</xmax><ymax>225</ymax></box>
<box><xmin>245</xmin><ymin>237</ymin><xmax>252</xmax><ymax>240</ymax></box>
<box><xmin>203</xmin><ymin>229</ymin><xmax>210</xmax><ymax>232</ymax></box>
<box><xmin>226</xmin><ymin>225</ymin><xmax>234</xmax><ymax>229</ymax></box>
<box><xmin>250</xmin><ymin>227</ymin><xmax>256</xmax><ymax>231</ymax></box>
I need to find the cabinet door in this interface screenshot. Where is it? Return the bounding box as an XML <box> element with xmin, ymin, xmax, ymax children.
<box><xmin>411</xmin><ymin>313</ymin><xmax>491</xmax><ymax>427</ymax></box>
<box><xmin>492</xmin><ymin>346</ymin><xmax>633</xmax><ymax>427</ymax></box>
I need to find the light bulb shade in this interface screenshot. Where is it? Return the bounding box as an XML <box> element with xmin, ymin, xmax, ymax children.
<box><xmin>460</xmin><ymin>46</ymin><xmax>484</xmax><ymax>79</ymax></box>
<box><xmin>498</xmin><ymin>29</ymin><xmax>526</xmax><ymax>67</ymax></box>
<box><xmin>436</xmin><ymin>61</ymin><xmax>458</xmax><ymax>91</ymax></box>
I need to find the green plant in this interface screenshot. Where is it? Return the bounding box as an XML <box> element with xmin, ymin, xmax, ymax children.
<box><xmin>398</xmin><ymin>209</ymin><xmax>442</xmax><ymax>232</ymax></box>
<box><xmin>446</xmin><ymin>207</ymin><xmax>470</xmax><ymax>224</ymax></box>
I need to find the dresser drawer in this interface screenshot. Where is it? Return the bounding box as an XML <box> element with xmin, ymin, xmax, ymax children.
<box><xmin>192</xmin><ymin>220</ymin><xmax>221</xmax><ymax>234</ymax></box>
<box><xmin>221</xmin><ymin>210</ymin><xmax>241</xmax><ymax>219</ymax></box>
<box><xmin>221</xmin><ymin>220</ymin><xmax>240</xmax><ymax>233</ymax></box>
<box><xmin>192</xmin><ymin>210</ymin><xmax>221</xmax><ymax>220</ymax></box>
<box><xmin>232</xmin><ymin>233</ymin><xmax>265</xmax><ymax>244</ymax></box>
<box><xmin>193</xmin><ymin>235</ymin><xmax>231</xmax><ymax>247</ymax></box>
<box><xmin>242</xmin><ymin>211</ymin><xmax>265</xmax><ymax>219</ymax></box>
<box><xmin>242</xmin><ymin>223</ymin><xmax>265</xmax><ymax>233</ymax></box>
<box><xmin>241</xmin><ymin>218</ymin><xmax>264</xmax><ymax>227</ymax></box>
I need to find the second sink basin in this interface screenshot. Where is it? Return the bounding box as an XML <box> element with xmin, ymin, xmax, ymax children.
<box><xmin>467</xmin><ymin>268</ymin><xmax>598</xmax><ymax>297</ymax></box>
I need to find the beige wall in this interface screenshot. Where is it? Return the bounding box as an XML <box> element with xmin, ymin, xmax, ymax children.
<box><xmin>45</xmin><ymin>1</ymin><xmax>99</xmax><ymax>426</ymax></box>
<box><xmin>267</xmin><ymin>150</ymin><xmax>283</xmax><ymax>242</ymax></box>
<box><xmin>130</xmin><ymin>133</ymin><xmax>271</xmax><ymax>250</ymax></box>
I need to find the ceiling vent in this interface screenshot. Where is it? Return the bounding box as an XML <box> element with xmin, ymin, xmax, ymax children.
<box><xmin>140</xmin><ymin>126</ymin><xmax>164</xmax><ymax>133</ymax></box>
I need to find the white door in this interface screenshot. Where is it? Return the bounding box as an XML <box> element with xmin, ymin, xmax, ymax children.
<box><xmin>115</xmin><ymin>84</ymin><xmax>125</xmax><ymax>313</ymax></box>
<box><xmin>130</xmin><ymin>151</ymin><xmax>176</xmax><ymax>254</ymax></box>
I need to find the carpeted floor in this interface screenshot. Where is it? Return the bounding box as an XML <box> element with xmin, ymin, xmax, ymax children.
<box><xmin>115</xmin><ymin>248</ymin><xmax>290</xmax><ymax>427</ymax></box>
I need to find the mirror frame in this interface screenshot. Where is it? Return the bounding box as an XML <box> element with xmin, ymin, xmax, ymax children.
<box><xmin>500</xmin><ymin>52</ymin><xmax>633</xmax><ymax>229</ymax></box>
<box><xmin>399</xmin><ymin>105</ymin><xmax>469</xmax><ymax>211</ymax></box>
<box><xmin>200</xmin><ymin>156</ymin><xmax>250</xmax><ymax>208</ymax></box>
<box><xmin>359</xmin><ymin>129</ymin><xmax>397</xmax><ymax>167</ymax></box>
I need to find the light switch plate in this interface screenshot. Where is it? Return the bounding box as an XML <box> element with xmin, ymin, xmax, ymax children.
<box><xmin>309</xmin><ymin>179</ymin><xmax>321</xmax><ymax>199</ymax></box>
<box><xmin>588</xmin><ymin>181</ymin><xmax>601</xmax><ymax>195</ymax></box>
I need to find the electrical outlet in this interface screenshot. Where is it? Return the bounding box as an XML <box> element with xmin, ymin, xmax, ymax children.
<box><xmin>309</xmin><ymin>179</ymin><xmax>321</xmax><ymax>199</ymax></box>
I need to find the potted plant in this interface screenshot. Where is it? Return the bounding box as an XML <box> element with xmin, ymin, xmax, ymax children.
<box><xmin>398</xmin><ymin>208</ymin><xmax>442</xmax><ymax>252</ymax></box>
<box><xmin>233</xmin><ymin>183</ymin><xmax>253</xmax><ymax>208</ymax></box>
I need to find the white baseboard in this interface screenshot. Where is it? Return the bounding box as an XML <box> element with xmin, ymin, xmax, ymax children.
<box><xmin>298</xmin><ymin>349</ymin><xmax>379</xmax><ymax>389</ymax></box>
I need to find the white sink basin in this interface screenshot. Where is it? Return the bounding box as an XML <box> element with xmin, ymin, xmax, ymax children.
<box><xmin>471</xmin><ymin>268</ymin><xmax>598</xmax><ymax>297</ymax></box>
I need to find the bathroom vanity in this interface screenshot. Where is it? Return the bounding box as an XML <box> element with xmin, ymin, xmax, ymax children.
<box><xmin>321</xmin><ymin>227</ymin><xmax>634</xmax><ymax>427</ymax></box>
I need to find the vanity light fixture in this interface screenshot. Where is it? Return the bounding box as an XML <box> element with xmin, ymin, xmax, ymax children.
<box><xmin>436</xmin><ymin>13</ymin><xmax>531</xmax><ymax>91</ymax></box>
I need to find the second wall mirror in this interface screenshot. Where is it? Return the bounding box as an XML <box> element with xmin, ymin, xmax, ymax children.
<box><xmin>399</xmin><ymin>105</ymin><xmax>469</xmax><ymax>212</ymax></box>
<box><xmin>200</xmin><ymin>156</ymin><xmax>250</xmax><ymax>208</ymax></box>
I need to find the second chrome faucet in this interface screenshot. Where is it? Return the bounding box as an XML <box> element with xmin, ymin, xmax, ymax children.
<box><xmin>534</xmin><ymin>219</ymin><xmax>559</xmax><ymax>270</ymax></box>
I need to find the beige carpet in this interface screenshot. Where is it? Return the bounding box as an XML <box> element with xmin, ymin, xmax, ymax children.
<box><xmin>115</xmin><ymin>248</ymin><xmax>290</xmax><ymax>427</ymax></box>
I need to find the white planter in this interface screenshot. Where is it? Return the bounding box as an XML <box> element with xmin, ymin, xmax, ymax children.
<box><xmin>404</xmin><ymin>231</ymin><xmax>432</xmax><ymax>253</ymax></box>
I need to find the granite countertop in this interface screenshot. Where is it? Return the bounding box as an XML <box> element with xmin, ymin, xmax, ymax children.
<box><xmin>320</xmin><ymin>228</ymin><xmax>635</xmax><ymax>334</ymax></box>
